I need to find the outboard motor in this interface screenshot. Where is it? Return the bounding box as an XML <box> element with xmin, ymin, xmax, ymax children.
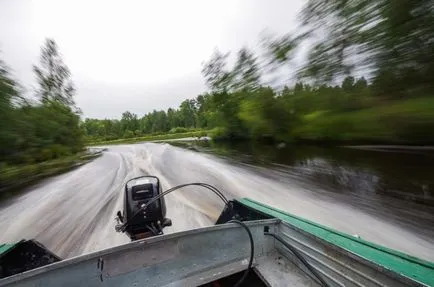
<box><xmin>116</xmin><ymin>176</ymin><xmax>172</xmax><ymax>240</ymax></box>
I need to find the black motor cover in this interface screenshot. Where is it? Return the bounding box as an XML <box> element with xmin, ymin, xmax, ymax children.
<box><xmin>123</xmin><ymin>176</ymin><xmax>167</xmax><ymax>238</ymax></box>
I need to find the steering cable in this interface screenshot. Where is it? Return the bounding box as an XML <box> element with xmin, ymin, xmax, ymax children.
<box><xmin>119</xmin><ymin>182</ymin><xmax>325</xmax><ymax>287</ymax></box>
<box><xmin>118</xmin><ymin>183</ymin><xmax>254</xmax><ymax>287</ymax></box>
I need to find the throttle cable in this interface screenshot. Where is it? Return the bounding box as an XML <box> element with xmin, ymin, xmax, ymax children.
<box><xmin>119</xmin><ymin>182</ymin><xmax>326</xmax><ymax>287</ymax></box>
<box><xmin>119</xmin><ymin>183</ymin><xmax>254</xmax><ymax>287</ymax></box>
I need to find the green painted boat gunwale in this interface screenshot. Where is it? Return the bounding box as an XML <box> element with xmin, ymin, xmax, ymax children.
<box><xmin>239</xmin><ymin>197</ymin><xmax>434</xmax><ymax>286</ymax></box>
<box><xmin>0</xmin><ymin>241</ymin><xmax>22</xmax><ymax>257</ymax></box>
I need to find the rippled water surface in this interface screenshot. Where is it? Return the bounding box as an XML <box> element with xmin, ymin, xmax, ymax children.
<box><xmin>0</xmin><ymin>142</ymin><xmax>433</xmax><ymax>261</ymax></box>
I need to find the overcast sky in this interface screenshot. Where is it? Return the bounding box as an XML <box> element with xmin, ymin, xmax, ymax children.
<box><xmin>0</xmin><ymin>0</ymin><xmax>304</xmax><ymax>118</ymax></box>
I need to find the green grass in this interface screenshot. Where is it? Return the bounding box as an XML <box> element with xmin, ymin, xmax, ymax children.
<box><xmin>293</xmin><ymin>97</ymin><xmax>434</xmax><ymax>144</ymax></box>
<box><xmin>86</xmin><ymin>130</ymin><xmax>210</xmax><ymax>146</ymax></box>
<box><xmin>0</xmin><ymin>151</ymin><xmax>102</xmax><ymax>197</ymax></box>
<box><xmin>302</xmin><ymin>110</ymin><xmax>330</xmax><ymax>121</ymax></box>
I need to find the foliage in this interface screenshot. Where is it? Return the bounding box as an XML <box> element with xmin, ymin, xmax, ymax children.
<box><xmin>0</xmin><ymin>38</ymin><xmax>84</xmax><ymax>168</ymax></box>
<box><xmin>0</xmin><ymin>152</ymin><xmax>101</xmax><ymax>194</ymax></box>
<box><xmin>34</xmin><ymin>39</ymin><xmax>77</xmax><ymax>107</ymax></box>
<box><xmin>293</xmin><ymin>97</ymin><xmax>434</xmax><ymax>144</ymax></box>
<box><xmin>0</xmin><ymin>59</ymin><xmax>21</xmax><ymax>162</ymax></box>
<box><xmin>83</xmin><ymin>1</ymin><xmax>433</xmax><ymax>145</ymax></box>
<box><xmin>267</xmin><ymin>0</ymin><xmax>434</xmax><ymax>96</ymax></box>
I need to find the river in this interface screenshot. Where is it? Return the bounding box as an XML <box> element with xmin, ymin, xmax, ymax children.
<box><xmin>0</xmin><ymin>142</ymin><xmax>433</xmax><ymax>262</ymax></box>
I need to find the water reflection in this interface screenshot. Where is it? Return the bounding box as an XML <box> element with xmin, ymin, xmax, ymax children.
<box><xmin>177</xmin><ymin>141</ymin><xmax>433</xmax><ymax>201</ymax></box>
<box><xmin>171</xmin><ymin>141</ymin><xmax>434</xmax><ymax>240</ymax></box>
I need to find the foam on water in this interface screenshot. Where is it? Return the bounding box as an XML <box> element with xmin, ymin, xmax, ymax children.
<box><xmin>0</xmin><ymin>143</ymin><xmax>432</xmax><ymax>261</ymax></box>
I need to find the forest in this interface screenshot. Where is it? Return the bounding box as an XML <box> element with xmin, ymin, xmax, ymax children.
<box><xmin>0</xmin><ymin>39</ymin><xmax>85</xmax><ymax>189</ymax></box>
<box><xmin>83</xmin><ymin>0</ymin><xmax>434</xmax><ymax>144</ymax></box>
<box><xmin>1</xmin><ymin>39</ymin><xmax>83</xmax><ymax>166</ymax></box>
<box><xmin>1</xmin><ymin>0</ymin><xmax>434</xmax><ymax>172</ymax></box>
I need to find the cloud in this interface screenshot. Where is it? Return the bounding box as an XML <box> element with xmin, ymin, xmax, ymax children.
<box><xmin>75</xmin><ymin>72</ymin><xmax>206</xmax><ymax>119</ymax></box>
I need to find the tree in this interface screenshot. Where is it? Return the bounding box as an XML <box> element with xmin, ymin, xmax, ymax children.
<box><xmin>238</xmin><ymin>87</ymin><xmax>276</xmax><ymax>138</ymax></box>
<box><xmin>342</xmin><ymin>76</ymin><xmax>355</xmax><ymax>93</ymax></box>
<box><xmin>281</xmin><ymin>86</ymin><xmax>292</xmax><ymax>98</ymax></box>
<box><xmin>66</xmin><ymin>1</ymin><xmax>434</xmax><ymax>146</ymax></box>
<box><xmin>231</xmin><ymin>48</ymin><xmax>261</xmax><ymax>91</ymax></box>
<box><xmin>315</xmin><ymin>0</ymin><xmax>432</xmax><ymax>92</ymax></box>
<box><xmin>201</xmin><ymin>49</ymin><xmax>233</xmax><ymax>93</ymax></box>
<box><xmin>1</xmin><ymin>46</ymin><xmax>86</xmax><ymax>165</ymax></box>
<box><xmin>34</xmin><ymin>39</ymin><xmax>76</xmax><ymax>107</ymax></box>
<box><xmin>354</xmin><ymin>77</ymin><xmax>368</xmax><ymax>91</ymax></box>
<box><xmin>263</xmin><ymin>0</ymin><xmax>434</xmax><ymax>96</ymax></box>
<box><xmin>179</xmin><ymin>99</ymin><xmax>196</xmax><ymax>128</ymax></box>
<box><xmin>167</xmin><ymin>108</ymin><xmax>180</xmax><ymax>129</ymax></box>
<box><xmin>0</xmin><ymin>58</ymin><xmax>21</xmax><ymax>161</ymax></box>
<box><xmin>31</xmin><ymin>39</ymin><xmax>83</xmax><ymax>156</ymax></box>
<box><xmin>152</xmin><ymin>111</ymin><xmax>168</xmax><ymax>132</ymax></box>
<box><xmin>121</xmin><ymin>111</ymin><xmax>139</xmax><ymax>133</ymax></box>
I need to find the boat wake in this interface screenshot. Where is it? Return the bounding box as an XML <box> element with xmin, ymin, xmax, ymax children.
<box><xmin>0</xmin><ymin>143</ymin><xmax>432</xmax><ymax>261</ymax></box>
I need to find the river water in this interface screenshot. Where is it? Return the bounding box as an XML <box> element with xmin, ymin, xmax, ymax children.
<box><xmin>0</xmin><ymin>142</ymin><xmax>433</xmax><ymax>261</ymax></box>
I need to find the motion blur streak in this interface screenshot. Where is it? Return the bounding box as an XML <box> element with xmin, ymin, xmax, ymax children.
<box><xmin>0</xmin><ymin>143</ymin><xmax>433</xmax><ymax>261</ymax></box>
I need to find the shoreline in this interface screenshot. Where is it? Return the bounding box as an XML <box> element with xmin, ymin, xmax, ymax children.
<box><xmin>0</xmin><ymin>149</ymin><xmax>104</xmax><ymax>200</ymax></box>
<box><xmin>343</xmin><ymin>145</ymin><xmax>434</xmax><ymax>152</ymax></box>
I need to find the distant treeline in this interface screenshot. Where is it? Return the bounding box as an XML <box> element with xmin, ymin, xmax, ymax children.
<box><xmin>83</xmin><ymin>76</ymin><xmax>371</xmax><ymax>141</ymax></box>
<box><xmin>83</xmin><ymin>77</ymin><xmax>434</xmax><ymax>144</ymax></box>
<box><xmin>83</xmin><ymin>0</ymin><xmax>434</xmax><ymax>144</ymax></box>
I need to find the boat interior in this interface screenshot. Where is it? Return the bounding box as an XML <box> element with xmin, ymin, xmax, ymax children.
<box><xmin>0</xmin><ymin>216</ymin><xmax>422</xmax><ymax>287</ymax></box>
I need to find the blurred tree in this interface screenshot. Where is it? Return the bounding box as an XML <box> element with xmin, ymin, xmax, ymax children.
<box><xmin>79</xmin><ymin>1</ymin><xmax>434</xmax><ymax>145</ymax></box>
<box><xmin>231</xmin><ymin>47</ymin><xmax>261</xmax><ymax>91</ymax></box>
<box><xmin>354</xmin><ymin>77</ymin><xmax>368</xmax><ymax>91</ymax></box>
<box><xmin>31</xmin><ymin>38</ymin><xmax>83</xmax><ymax>158</ymax></box>
<box><xmin>1</xmin><ymin>40</ymin><xmax>84</xmax><ymax>165</ymax></box>
<box><xmin>263</xmin><ymin>0</ymin><xmax>434</xmax><ymax>96</ymax></box>
<box><xmin>239</xmin><ymin>87</ymin><xmax>276</xmax><ymax>139</ymax></box>
<box><xmin>201</xmin><ymin>49</ymin><xmax>233</xmax><ymax>93</ymax></box>
<box><xmin>281</xmin><ymin>85</ymin><xmax>292</xmax><ymax>97</ymax></box>
<box><xmin>302</xmin><ymin>0</ymin><xmax>434</xmax><ymax>94</ymax></box>
<box><xmin>342</xmin><ymin>76</ymin><xmax>355</xmax><ymax>93</ymax></box>
<box><xmin>0</xmin><ymin>59</ymin><xmax>21</xmax><ymax>162</ymax></box>
<box><xmin>34</xmin><ymin>39</ymin><xmax>77</xmax><ymax>108</ymax></box>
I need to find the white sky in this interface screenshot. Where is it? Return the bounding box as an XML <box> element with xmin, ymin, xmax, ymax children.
<box><xmin>0</xmin><ymin>0</ymin><xmax>304</xmax><ymax>118</ymax></box>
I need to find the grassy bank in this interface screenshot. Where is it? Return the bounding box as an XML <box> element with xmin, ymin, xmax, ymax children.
<box><xmin>293</xmin><ymin>97</ymin><xmax>434</xmax><ymax>145</ymax></box>
<box><xmin>0</xmin><ymin>151</ymin><xmax>103</xmax><ymax>198</ymax></box>
<box><xmin>87</xmin><ymin>130</ymin><xmax>210</xmax><ymax>146</ymax></box>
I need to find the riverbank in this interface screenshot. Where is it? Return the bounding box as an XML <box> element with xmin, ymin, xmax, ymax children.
<box><xmin>0</xmin><ymin>149</ymin><xmax>104</xmax><ymax>199</ymax></box>
<box><xmin>293</xmin><ymin>97</ymin><xmax>434</xmax><ymax>145</ymax></box>
<box><xmin>86</xmin><ymin>130</ymin><xmax>210</xmax><ymax>146</ymax></box>
<box><xmin>85</xmin><ymin>97</ymin><xmax>434</xmax><ymax>147</ymax></box>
